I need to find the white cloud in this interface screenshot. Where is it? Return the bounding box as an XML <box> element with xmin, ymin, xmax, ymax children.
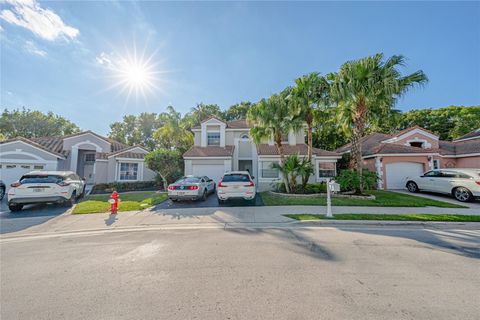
<box><xmin>0</xmin><ymin>0</ymin><xmax>79</xmax><ymax>41</ymax></box>
<box><xmin>24</xmin><ymin>40</ymin><xmax>46</xmax><ymax>56</ymax></box>
<box><xmin>95</xmin><ymin>51</ymin><xmax>115</xmax><ymax>68</ymax></box>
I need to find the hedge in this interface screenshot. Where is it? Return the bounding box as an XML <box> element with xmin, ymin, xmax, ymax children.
<box><xmin>90</xmin><ymin>181</ymin><xmax>162</xmax><ymax>194</ymax></box>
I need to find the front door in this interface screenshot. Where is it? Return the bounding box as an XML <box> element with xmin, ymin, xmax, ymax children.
<box><xmin>83</xmin><ymin>164</ymin><xmax>94</xmax><ymax>184</ymax></box>
<box><xmin>238</xmin><ymin>160</ymin><xmax>253</xmax><ymax>175</ymax></box>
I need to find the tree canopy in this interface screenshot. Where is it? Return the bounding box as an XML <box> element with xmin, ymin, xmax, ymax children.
<box><xmin>0</xmin><ymin>108</ymin><xmax>80</xmax><ymax>139</ymax></box>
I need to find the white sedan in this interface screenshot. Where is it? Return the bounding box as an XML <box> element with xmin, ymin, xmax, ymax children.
<box><xmin>167</xmin><ymin>176</ymin><xmax>216</xmax><ymax>201</ymax></box>
<box><xmin>405</xmin><ymin>168</ymin><xmax>480</xmax><ymax>202</ymax></box>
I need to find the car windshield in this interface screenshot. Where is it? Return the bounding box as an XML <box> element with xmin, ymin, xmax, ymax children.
<box><xmin>20</xmin><ymin>175</ymin><xmax>64</xmax><ymax>184</ymax></box>
<box><xmin>222</xmin><ymin>174</ymin><xmax>250</xmax><ymax>182</ymax></box>
<box><xmin>176</xmin><ymin>177</ymin><xmax>201</xmax><ymax>183</ymax></box>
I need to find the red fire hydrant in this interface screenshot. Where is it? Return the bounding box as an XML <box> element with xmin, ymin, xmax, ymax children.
<box><xmin>109</xmin><ymin>191</ymin><xmax>119</xmax><ymax>214</ymax></box>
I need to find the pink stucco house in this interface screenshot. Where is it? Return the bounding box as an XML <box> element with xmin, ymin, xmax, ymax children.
<box><xmin>336</xmin><ymin>126</ymin><xmax>480</xmax><ymax>190</ymax></box>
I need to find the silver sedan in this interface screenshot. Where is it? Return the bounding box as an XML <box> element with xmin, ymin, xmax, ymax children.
<box><xmin>167</xmin><ymin>176</ymin><xmax>216</xmax><ymax>201</ymax></box>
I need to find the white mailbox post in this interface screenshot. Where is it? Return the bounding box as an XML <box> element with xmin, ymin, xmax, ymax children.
<box><xmin>326</xmin><ymin>179</ymin><xmax>340</xmax><ymax>218</ymax></box>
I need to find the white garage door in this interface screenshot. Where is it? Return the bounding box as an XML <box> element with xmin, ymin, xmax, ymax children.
<box><xmin>0</xmin><ymin>163</ymin><xmax>45</xmax><ymax>188</ymax></box>
<box><xmin>385</xmin><ymin>162</ymin><xmax>425</xmax><ymax>189</ymax></box>
<box><xmin>191</xmin><ymin>164</ymin><xmax>226</xmax><ymax>183</ymax></box>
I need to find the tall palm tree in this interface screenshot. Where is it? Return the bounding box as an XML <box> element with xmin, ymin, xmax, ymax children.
<box><xmin>330</xmin><ymin>53</ymin><xmax>428</xmax><ymax>194</ymax></box>
<box><xmin>291</xmin><ymin>73</ymin><xmax>330</xmax><ymax>162</ymax></box>
<box><xmin>248</xmin><ymin>90</ymin><xmax>303</xmax><ymax>193</ymax></box>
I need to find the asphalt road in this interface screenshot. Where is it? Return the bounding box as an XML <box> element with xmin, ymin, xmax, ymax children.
<box><xmin>1</xmin><ymin>225</ymin><xmax>479</xmax><ymax>319</ymax></box>
<box><xmin>156</xmin><ymin>191</ymin><xmax>264</xmax><ymax>209</ymax></box>
<box><xmin>0</xmin><ymin>198</ymin><xmax>70</xmax><ymax>234</ymax></box>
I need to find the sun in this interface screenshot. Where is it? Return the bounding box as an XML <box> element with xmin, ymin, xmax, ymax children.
<box><xmin>100</xmin><ymin>44</ymin><xmax>166</xmax><ymax>102</ymax></box>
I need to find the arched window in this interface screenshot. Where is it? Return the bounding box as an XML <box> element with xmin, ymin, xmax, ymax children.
<box><xmin>240</xmin><ymin>133</ymin><xmax>249</xmax><ymax>139</ymax></box>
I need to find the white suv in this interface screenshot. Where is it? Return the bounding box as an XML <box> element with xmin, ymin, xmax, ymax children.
<box><xmin>406</xmin><ymin>168</ymin><xmax>480</xmax><ymax>202</ymax></box>
<box><xmin>7</xmin><ymin>171</ymin><xmax>86</xmax><ymax>211</ymax></box>
<box><xmin>217</xmin><ymin>171</ymin><xmax>256</xmax><ymax>203</ymax></box>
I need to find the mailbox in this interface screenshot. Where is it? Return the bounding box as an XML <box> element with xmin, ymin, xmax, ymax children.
<box><xmin>328</xmin><ymin>180</ymin><xmax>341</xmax><ymax>193</ymax></box>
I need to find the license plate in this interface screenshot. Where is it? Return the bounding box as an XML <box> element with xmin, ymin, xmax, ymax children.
<box><xmin>178</xmin><ymin>192</ymin><xmax>185</xmax><ymax>196</ymax></box>
<box><xmin>233</xmin><ymin>186</ymin><xmax>240</xmax><ymax>189</ymax></box>
<box><xmin>33</xmin><ymin>188</ymin><xmax>43</xmax><ymax>192</ymax></box>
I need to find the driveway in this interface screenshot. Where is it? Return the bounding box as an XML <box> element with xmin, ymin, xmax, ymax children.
<box><xmin>0</xmin><ymin>198</ymin><xmax>70</xmax><ymax>234</ymax></box>
<box><xmin>155</xmin><ymin>191</ymin><xmax>264</xmax><ymax>209</ymax></box>
<box><xmin>392</xmin><ymin>189</ymin><xmax>480</xmax><ymax>209</ymax></box>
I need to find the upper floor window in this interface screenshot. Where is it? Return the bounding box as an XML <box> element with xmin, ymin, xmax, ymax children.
<box><xmin>240</xmin><ymin>133</ymin><xmax>249</xmax><ymax>139</ymax></box>
<box><xmin>207</xmin><ymin>132</ymin><xmax>220</xmax><ymax>146</ymax></box>
<box><xmin>281</xmin><ymin>133</ymin><xmax>289</xmax><ymax>143</ymax></box>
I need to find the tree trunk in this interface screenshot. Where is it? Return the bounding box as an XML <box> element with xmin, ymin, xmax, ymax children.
<box><xmin>351</xmin><ymin>102</ymin><xmax>367</xmax><ymax>194</ymax></box>
<box><xmin>275</xmin><ymin>137</ymin><xmax>290</xmax><ymax>193</ymax></box>
<box><xmin>160</xmin><ymin>174</ymin><xmax>168</xmax><ymax>192</ymax></box>
<box><xmin>306</xmin><ymin>113</ymin><xmax>314</xmax><ymax>162</ymax></box>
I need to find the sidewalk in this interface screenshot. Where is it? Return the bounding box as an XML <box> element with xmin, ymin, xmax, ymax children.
<box><xmin>3</xmin><ymin>204</ymin><xmax>479</xmax><ymax>237</ymax></box>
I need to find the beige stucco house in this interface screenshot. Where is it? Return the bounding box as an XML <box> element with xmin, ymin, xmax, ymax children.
<box><xmin>183</xmin><ymin>117</ymin><xmax>341</xmax><ymax>191</ymax></box>
<box><xmin>0</xmin><ymin>131</ymin><xmax>156</xmax><ymax>187</ymax></box>
<box><xmin>336</xmin><ymin>126</ymin><xmax>480</xmax><ymax>190</ymax></box>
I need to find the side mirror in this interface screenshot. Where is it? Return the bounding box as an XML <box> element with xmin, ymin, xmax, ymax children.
<box><xmin>251</xmin><ymin>176</ymin><xmax>255</xmax><ymax>180</ymax></box>
<box><xmin>82</xmin><ymin>177</ymin><xmax>86</xmax><ymax>181</ymax></box>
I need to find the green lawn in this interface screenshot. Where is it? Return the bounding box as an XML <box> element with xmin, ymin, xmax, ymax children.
<box><xmin>285</xmin><ymin>213</ymin><xmax>480</xmax><ymax>222</ymax></box>
<box><xmin>73</xmin><ymin>191</ymin><xmax>168</xmax><ymax>214</ymax></box>
<box><xmin>260</xmin><ymin>190</ymin><xmax>466</xmax><ymax>208</ymax></box>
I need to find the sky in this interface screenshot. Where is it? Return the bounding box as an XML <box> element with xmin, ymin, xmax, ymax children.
<box><xmin>1</xmin><ymin>1</ymin><xmax>479</xmax><ymax>135</ymax></box>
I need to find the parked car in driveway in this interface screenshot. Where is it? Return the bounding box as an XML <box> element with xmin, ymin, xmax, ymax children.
<box><xmin>217</xmin><ymin>171</ymin><xmax>256</xmax><ymax>204</ymax></box>
<box><xmin>167</xmin><ymin>176</ymin><xmax>216</xmax><ymax>201</ymax></box>
<box><xmin>406</xmin><ymin>168</ymin><xmax>480</xmax><ymax>202</ymax></box>
<box><xmin>0</xmin><ymin>180</ymin><xmax>6</xmax><ymax>201</ymax></box>
<box><xmin>7</xmin><ymin>171</ymin><xmax>86</xmax><ymax>211</ymax></box>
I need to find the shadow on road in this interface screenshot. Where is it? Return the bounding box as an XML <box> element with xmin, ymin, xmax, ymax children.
<box><xmin>336</xmin><ymin>226</ymin><xmax>480</xmax><ymax>259</ymax></box>
<box><xmin>0</xmin><ymin>201</ymin><xmax>69</xmax><ymax>234</ymax></box>
<box><xmin>154</xmin><ymin>193</ymin><xmax>263</xmax><ymax>210</ymax></box>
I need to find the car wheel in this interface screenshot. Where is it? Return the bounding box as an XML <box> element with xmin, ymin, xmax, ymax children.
<box><xmin>453</xmin><ymin>187</ymin><xmax>473</xmax><ymax>202</ymax></box>
<box><xmin>406</xmin><ymin>181</ymin><xmax>419</xmax><ymax>193</ymax></box>
<box><xmin>0</xmin><ymin>187</ymin><xmax>5</xmax><ymax>201</ymax></box>
<box><xmin>79</xmin><ymin>186</ymin><xmax>86</xmax><ymax>198</ymax></box>
<box><xmin>201</xmin><ymin>189</ymin><xmax>207</xmax><ymax>201</ymax></box>
<box><xmin>64</xmin><ymin>191</ymin><xmax>77</xmax><ymax>207</ymax></box>
<box><xmin>217</xmin><ymin>198</ymin><xmax>225</xmax><ymax>205</ymax></box>
<box><xmin>9</xmin><ymin>204</ymin><xmax>23</xmax><ymax>212</ymax></box>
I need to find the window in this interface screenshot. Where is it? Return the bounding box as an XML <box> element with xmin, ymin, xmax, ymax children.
<box><xmin>318</xmin><ymin>162</ymin><xmax>336</xmax><ymax>178</ymax></box>
<box><xmin>240</xmin><ymin>133</ymin><xmax>249</xmax><ymax>139</ymax></box>
<box><xmin>85</xmin><ymin>153</ymin><xmax>96</xmax><ymax>162</ymax></box>
<box><xmin>6</xmin><ymin>165</ymin><xmax>16</xmax><ymax>169</ymax></box>
<box><xmin>281</xmin><ymin>133</ymin><xmax>289</xmax><ymax>143</ymax></box>
<box><xmin>207</xmin><ymin>132</ymin><xmax>220</xmax><ymax>146</ymax></box>
<box><xmin>409</xmin><ymin>141</ymin><xmax>424</xmax><ymax>148</ymax></box>
<box><xmin>423</xmin><ymin>171</ymin><xmax>440</xmax><ymax>177</ymax></box>
<box><xmin>20</xmin><ymin>175</ymin><xmax>63</xmax><ymax>184</ymax></box>
<box><xmin>433</xmin><ymin>159</ymin><xmax>440</xmax><ymax>170</ymax></box>
<box><xmin>20</xmin><ymin>165</ymin><xmax>31</xmax><ymax>169</ymax></box>
<box><xmin>222</xmin><ymin>173</ymin><xmax>250</xmax><ymax>182</ymax></box>
<box><xmin>119</xmin><ymin>163</ymin><xmax>138</xmax><ymax>181</ymax></box>
<box><xmin>261</xmin><ymin>161</ymin><xmax>279</xmax><ymax>179</ymax></box>
<box><xmin>33</xmin><ymin>165</ymin><xmax>44</xmax><ymax>170</ymax></box>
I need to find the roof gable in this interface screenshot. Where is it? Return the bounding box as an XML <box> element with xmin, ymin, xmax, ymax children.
<box><xmin>382</xmin><ymin>126</ymin><xmax>439</xmax><ymax>143</ymax></box>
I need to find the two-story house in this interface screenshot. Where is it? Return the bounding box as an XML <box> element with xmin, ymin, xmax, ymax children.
<box><xmin>183</xmin><ymin>117</ymin><xmax>341</xmax><ymax>191</ymax></box>
<box><xmin>336</xmin><ymin>126</ymin><xmax>480</xmax><ymax>190</ymax></box>
<box><xmin>0</xmin><ymin>131</ymin><xmax>156</xmax><ymax>187</ymax></box>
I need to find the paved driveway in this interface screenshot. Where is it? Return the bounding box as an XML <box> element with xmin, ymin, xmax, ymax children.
<box><xmin>0</xmin><ymin>198</ymin><xmax>70</xmax><ymax>234</ymax></box>
<box><xmin>155</xmin><ymin>191</ymin><xmax>264</xmax><ymax>209</ymax></box>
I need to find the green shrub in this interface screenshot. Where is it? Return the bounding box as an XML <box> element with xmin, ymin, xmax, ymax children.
<box><xmin>275</xmin><ymin>182</ymin><xmax>327</xmax><ymax>194</ymax></box>
<box><xmin>336</xmin><ymin>169</ymin><xmax>378</xmax><ymax>192</ymax></box>
<box><xmin>91</xmin><ymin>181</ymin><xmax>161</xmax><ymax>194</ymax></box>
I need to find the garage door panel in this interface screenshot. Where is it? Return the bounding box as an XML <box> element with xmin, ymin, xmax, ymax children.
<box><xmin>191</xmin><ymin>164</ymin><xmax>226</xmax><ymax>183</ymax></box>
<box><xmin>385</xmin><ymin>162</ymin><xmax>424</xmax><ymax>190</ymax></box>
<box><xmin>0</xmin><ymin>163</ymin><xmax>45</xmax><ymax>187</ymax></box>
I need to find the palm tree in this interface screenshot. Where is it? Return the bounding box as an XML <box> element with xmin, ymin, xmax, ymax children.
<box><xmin>248</xmin><ymin>90</ymin><xmax>303</xmax><ymax>193</ymax></box>
<box><xmin>330</xmin><ymin>53</ymin><xmax>428</xmax><ymax>194</ymax></box>
<box><xmin>291</xmin><ymin>73</ymin><xmax>330</xmax><ymax>162</ymax></box>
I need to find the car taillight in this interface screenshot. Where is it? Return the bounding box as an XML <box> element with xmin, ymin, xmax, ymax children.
<box><xmin>475</xmin><ymin>181</ymin><xmax>480</xmax><ymax>185</ymax></box>
<box><xmin>168</xmin><ymin>185</ymin><xmax>176</xmax><ymax>190</ymax></box>
<box><xmin>188</xmin><ymin>185</ymin><xmax>198</xmax><ymax>190</ymax></box>
<box><xmin>10</xmin><ymin>182</ymin><xmax>21</xmax><ymax>188</ymax></box>
<box><xmin>218</xmin><ymin>180</ymin><xmax>224</xmax><ymax>187</ymax></box>
<box><xmin>57</xmin><ymin>181</ymin><xmax>70</xmax><ymax>187</ymax></box>
<box><xmin>247</xmin><ymin>180</ymin><xmax>254</xmax><ymax>187</ymax></box>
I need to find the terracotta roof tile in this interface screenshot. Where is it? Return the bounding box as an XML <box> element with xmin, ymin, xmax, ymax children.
<box><xmin>257</xmin><ymin>143</ymin><xmax>340</xmax><ymax>157</ymax></box>
<box><xmin>0</xmin><ymin>136</ymin><xmax>66</xmax><ymax>158</ymax></box>
<box><xmin>183</xmin><ymin>146</ymin><xmax>234</xmax><ymax>157</ymax></box>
